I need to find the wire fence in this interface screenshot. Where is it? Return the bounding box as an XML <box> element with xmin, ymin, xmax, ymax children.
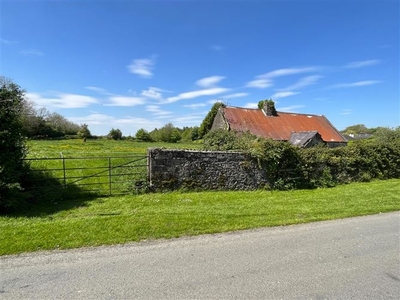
<box><xmin>23</xmin><ymin>154</ymin><xmax>149</xmax><ymax>196</ymax></box>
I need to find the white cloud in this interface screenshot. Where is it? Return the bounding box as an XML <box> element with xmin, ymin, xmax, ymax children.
<box><xmin>166</xmin><ymin>87</ymin><xmax>229</xmax><ymax>103</ymax></box>
<box><xmin>172</xmin><ymin>113</ymin><xmax>207</xmax><ymax>126</ymax></box>
<box><xmin>183</xmin><ymin>103</ymin><xmax>207</xmax><ymax>109</ymax></box>
<box><xmin>222</xmin><ymin>92</ymin><xmax>248</xmax><ymax>99</ymax></box>
<box><xmin>106</xmin><ymin>96</ymin><xmax>146</xmax><ymax>106</ymax></box>
<box><xmin>344</xmin><ymin>59</ymin><xmax>381</xmax><ymax>68</ymax></box>
<box><xmin>340</xmin><ymin>109</ymin><xmax>353</xmax><ymax>115</ymax></box>
<box><xmin>85</xmin><ymin>86</ymin><xmax>109</xmax><ymax>94</ymax></box>
<box><xmin>246</xmin><ymin>67</ymin><xmax>319</xmax><ymax>89</ymax></box>
<box><xmin>141</xmin><ymin>87</ymin><xmax>164</xmax><ymax>100</ymax></box>
<box><xmin>270</xmin><ymin>91</ymin><xmax>299</xmax><ymax>99</ymax></box>
<box><xmin>146</xmin><ymin>105</ymin><xmax>172</xmax><ymax>116</ymax></box>
<box><xmin>245</xmin><ymin>78</ymin><xmax>273</xmax><ymax>89</ymax></box>
<box><xmin>330</xmin><ymin>80</ymin><xmax>382</xmax><ymax>88</ymax></box>
<box><xmin>127</xmin><ymin>57</ymin><xmax>156</xmax><ymax>78</ymax></box>
<box><xmin>196</xmin><ymin>76</ymin><xmax>225</xmax><ymax>88</ymax></box>
<box><xmin>278</xmin><ymin>105</ymin><xmax>305</xmax><ymax>112</ymax></box>
<box><xmin>26</xmin><ymin>92</ymin><xmax>98</xmax><ymax>108</ymax></box>
<box><xmin>67</xmin><ymin>113</ymin><xmax>163</xmax><ymax>135</ymax></box>
<box><xmin>243</xmin><ymin>102</ymin><xmax>258</xmax><ymax>109</ymax></box>
<box><xmin>20</xmin><ymin>49</ymin><xmax>44</xmax><ymax>56</ymax></box>
<box><xmin>280</xmin><ymin>75</ymin><xmax>323</xmax><ymax>91</ymax></box>
<box><xmin>262</xmin><ymin>67</ymin><xmax>318</xmax><ymax>79</ymax></box>
<box><xmin>0</xmin><ymin>38</ymin><xmax>17</xmax><ymax>44</ymax></box>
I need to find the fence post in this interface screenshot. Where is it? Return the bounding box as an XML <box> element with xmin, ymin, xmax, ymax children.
<box><xmin>60</xmin><ymin>152</ymin><xmax>66</xmax><ymax>188</ymax></box>
<box><xmin>108</xmin><ymin>157</ymin><xmax>112</xmax><ymax>196</ymax></box>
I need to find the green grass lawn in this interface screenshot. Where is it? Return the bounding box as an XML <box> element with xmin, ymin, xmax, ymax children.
<box><xmin>1</xmin><ymin>179</ymin><xmax>399</xmax><ymax>256</ymax></box>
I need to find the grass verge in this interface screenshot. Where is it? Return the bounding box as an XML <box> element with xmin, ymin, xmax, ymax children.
<box><xmin>1</xmin><ymin>179</ymin><xmax>399</xmax><ymax>256</ymax></box>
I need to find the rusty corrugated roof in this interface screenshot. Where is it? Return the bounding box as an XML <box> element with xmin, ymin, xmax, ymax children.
<box><xmin>222</xmin><ymin>107</ymin><xmax>346</xmax><ymax>142</ymax></box>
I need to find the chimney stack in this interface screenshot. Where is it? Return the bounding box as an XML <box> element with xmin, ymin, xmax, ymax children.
<box><xmin>261</xmin><ymin>100</ymin><xmax>277</xmax><ymax>116</ymax></box>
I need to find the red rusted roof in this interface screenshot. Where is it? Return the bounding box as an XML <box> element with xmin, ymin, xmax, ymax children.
<box><xmin>222</xmin><ymin>107</ymin><xmax>346</xmax><ymax>142</ymax></box>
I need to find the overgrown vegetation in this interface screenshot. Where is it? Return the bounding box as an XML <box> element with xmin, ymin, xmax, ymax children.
<box><xmin>1</xmin><ymin>179</ymin><xmax>399</xmax><ymax>255</ymax></box>
<box><xmin>198</xmin><ymin>101</ymin><xmax>226</xmax><ymax>138</ymax></box>
<box><xmin>0</xmin><ymin>77</ymin><xmax>29</xmax><ymax>211</ymax></box>
<box><xmin>203</xmin><ymin>128</ymin><xmax>400</xmax><ymax>190</ymax></box>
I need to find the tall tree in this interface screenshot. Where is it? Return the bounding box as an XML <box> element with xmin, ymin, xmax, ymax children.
<box><xmin>108</xmin><ymin>128</ymin><xmax>123</xmax><ymax>140</ymax></box>
<box><xmin>77</xmin><ymin>124</ymin><xmax>91</xmax><ymax>142</ymax></box>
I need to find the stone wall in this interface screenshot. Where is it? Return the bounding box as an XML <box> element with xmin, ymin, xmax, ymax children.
<box><xmin>148</xmin><ymin>148</ymin><xmax>268</xmax><ymax>191</ymax></box>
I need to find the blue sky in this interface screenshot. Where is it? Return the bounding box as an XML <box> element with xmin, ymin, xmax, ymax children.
<box><xmin>1</xmin><ymin>0</ymin><xmax>399</xmax><ymax>136</ymax></box>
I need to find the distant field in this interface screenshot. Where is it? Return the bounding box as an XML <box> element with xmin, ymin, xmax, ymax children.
<box><xmin>27</xmin><ymin>139</ymin><xmax>202</xmax><ymax>158</ymax></box>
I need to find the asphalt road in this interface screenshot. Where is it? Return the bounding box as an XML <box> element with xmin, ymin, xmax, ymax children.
<box><xmin>1</xmin><ymin>212</ymin><xmax>399</xmax><ymax>299</ymax></box>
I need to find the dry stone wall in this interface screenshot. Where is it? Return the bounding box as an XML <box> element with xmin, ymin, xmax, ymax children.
<box><xmin>148</xmin><ymin>148</ymin><xmax>268</xmax><ymax>191</ymax></box>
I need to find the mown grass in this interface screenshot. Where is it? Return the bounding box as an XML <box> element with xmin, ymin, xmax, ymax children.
<box><xmin>1</xmin><ymin>179</ymin><xmax>399</xmax><ymax>256</ymax></box>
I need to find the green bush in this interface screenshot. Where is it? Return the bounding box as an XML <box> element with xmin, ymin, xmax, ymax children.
<box><xmin>203</xmin><ymin>128</ymin><xmax>400</xmax><ymax>190</ymax></box>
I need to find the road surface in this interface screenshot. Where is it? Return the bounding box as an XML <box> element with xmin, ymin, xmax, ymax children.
<box><xmin>1</xmin><ymin>212</ymin><xmax>399</xmax><ymax>299</ymax></box>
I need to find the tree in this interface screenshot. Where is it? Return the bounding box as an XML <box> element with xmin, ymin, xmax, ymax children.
<box><xmin>108</xmin><ymin>128</ymin><xmax>123</xmax><ymax>140</ymax></box>
<box><xmin>77</xmin><ymin>124</ymin><xmax>91</xmax><ymax>142</ymax></box>
<box><xmin>135</xmin><ymin>128</ymin><xmax>152</xmax><ymax>142</ymax></box>
<box><xmin>0</xmin><ymin>77</ymin><xmax>28</xmax><ymax>211</ymax></box>
<box><xmin>198</xmin><ymin>102</ymin><xmax>225</xmax><ymax>138</ymax></box>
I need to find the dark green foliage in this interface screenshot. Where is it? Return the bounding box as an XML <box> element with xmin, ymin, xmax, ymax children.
<box><xmin>77</xmin><ymin>124</ymin><xmax>91</xmax><ymax>140</ymax></box>
<box><xmin>108</xmin><ymin>128</ymin><xmax>123</xmax><ymax>140</ymax></box>
<box><xmin>135</xmin><ymin>128</ymin><xmax>152</xmax><ymax>142</ymax></box>
<box><xmin>203</xmin><ymin>127</ymin><xmax>400</xmax><ymax>190</ymax></box>
<box><xmin>149</xmin><ymin>123</ymin><xmax>182</xmax><ymax>143</ymax></box>
<box><xmin>0</xmin><ymin>77</ymin><xmax>29</xmax><ymax>211</ymax></box>
<box><xmin>198</xmin><ymin>102</ymin><xmax>225</xmax><ymax>138</ymax></box>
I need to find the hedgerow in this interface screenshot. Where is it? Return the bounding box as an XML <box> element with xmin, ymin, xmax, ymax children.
<box><xmin>203</xmin><ymin>129</ymin><xmax>400</xmax><ymax>190</ymax></box>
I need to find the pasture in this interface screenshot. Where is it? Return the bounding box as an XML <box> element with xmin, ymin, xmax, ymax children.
<box><xmin>25</xmin><ymin>139</ymin><xmax>202</xmax><ymax>195</ymax></box>
<box><xmin>27</xmin><ymin>139</ymin><xmax>202</xmax><ymax>158</ymax></box>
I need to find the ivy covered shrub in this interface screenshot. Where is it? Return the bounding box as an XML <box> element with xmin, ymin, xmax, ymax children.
<box><xmin>203</xmin><ymin>128</ymin><xmax>400</xmax><ymax>190</ymax></box>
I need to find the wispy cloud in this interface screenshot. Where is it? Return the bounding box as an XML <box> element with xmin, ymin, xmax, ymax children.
<box><xmin>166</xmin><ymin>87</ymin><xmax>229</xmax><ymax>103</ymax></box>
<box><xmin>340</xmin><ymin>109</ymin><xmax>353</xmax><ymax>115</ymax></box>
<box><xmin>86</xmin><ymin>86</ymin><xmax>107</xmax><ymax>94</ymax></box>
<box><xmin>68</xmin><ymin>113</ymin><xmax>161</xmax><ymax>128</ymax></box>
<box><xmin>279</xmin><ymin>75</ymin><xmax>323</xmax><ymax>91</ymax></box>
<box><xmin>344</xmin><ymin>59</ymin><xmax>381</xmax><ymax>68</ymax></box>
<box><xmin>196</xmin><ymin>76</ymin><xmax>225</xmax><ymax>88</ymax></box>
<box><xmin>278</xmin><ymin>105</ymin><xmax>305</xmax><ymax>112</ymax></box>
<box><xmin>222</xmin><ymin>92</ymin><xmax>248</xmax><ymax>99</ymax></box>
<box><xmin>246</xmin><ymin>66</ymin><xmax>319</xmax><ymax>89</ymax></box>
<box><xmin>0</xmin><ymin>38</ymin><xmax>17</xmax><ymax>45</ymax></box>
<box><xmin>183</xmin><ymin>103</ymin><xmax>207</xmax><ymax>109</ymax></box>
<box><xmin>243</xmin><ymin>102</ymin><xmax>258</xmax><ymax>109</ymax></box>
<box><xmin>127</xmin><ymin>57</ymin><xmax>156</xmax><ymax>78</ymax></box>
<box><xmin>26</xmin><ymin>92</ymin><xmax>98</xmax><ymax>108</ymax></box>
<box><xmin>245</xmin><ymin>78</ymin><xmax>273</xmax><ymax>89</ymax></box>
<box><xmin>262</xmin><ymin>67</ymin><xmax>319</xmax><ymax>78</ymax></box>
<box><xmin>141</xmin><ymin>87</ymin><xmax>166</xmax><ymax>100</ymax></box>
<box><xmin>105</xmin><ymin>96</ymin><xmax>146</xmax><ymax>106</ymax></box>
<box><xmin>20</xmin><ymin>49</ymin><xmax>44</xmax><ymax>56</ymax></box>
<box><xmin>330</xmin><ymin>80</ymin><xmax>382</xmax><ymax>89</ymax></box>
<box><xmin>146</xmin><ymin>105</ymin><xmax>172</xmax><ymax>116</ymax></box>
<box><xmin>270</xmin><ymin>91</ymin><xmax>299</xmax><ymax>99</ymax></box>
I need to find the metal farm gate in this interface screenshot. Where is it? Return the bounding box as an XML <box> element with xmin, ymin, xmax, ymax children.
<box><xmin>24</xmin><ymin>154</ymin><xmax>149</xmax><ymax>196</ymax></box>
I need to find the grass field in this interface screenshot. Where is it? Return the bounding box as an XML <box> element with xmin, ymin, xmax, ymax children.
<box><xmin>25</xmin><ymin>139</ymin><xmax>202</xmax><ymax>195</ymax></box>
<box><xmin>27</xmin><ymin>139</ymin><xmax>202</xmax><ymax>158</ymax></box>
<box><xmin>1</xmin><ymin>179</ymin><xmax>399</xmax><ymax>255</ymax></box>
